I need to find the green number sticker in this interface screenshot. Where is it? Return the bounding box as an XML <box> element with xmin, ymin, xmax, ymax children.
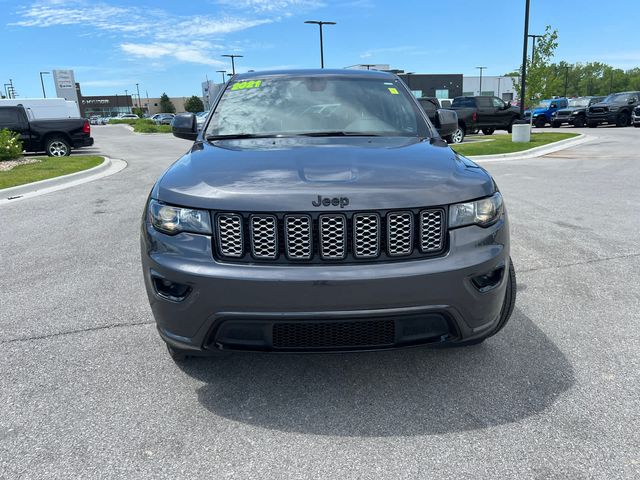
<box><xmin>388</xmin><ymin>87</ymin><xmax>399</xmax><ymax>95</ymax></box>
<box><xmin>231</xmin><ymin>80</ymin><xmax>262</xmax><ymax>91</ymax></box>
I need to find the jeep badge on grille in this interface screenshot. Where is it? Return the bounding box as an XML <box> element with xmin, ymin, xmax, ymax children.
<box><xmin>312</xmin><ymin>195</ymin><xmax>349</xmax><ymax>208</ymax></box>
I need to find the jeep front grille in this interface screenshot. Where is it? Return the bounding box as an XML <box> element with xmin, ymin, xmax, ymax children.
<box><xmin>213</xmin><ymin>208</ymin><xmax>446</xmax><ymax>264</ymax></box>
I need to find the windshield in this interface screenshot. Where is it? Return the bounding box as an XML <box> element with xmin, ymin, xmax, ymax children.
<box><xmin>206</xmin><ymin>75</ymin><xmax>428</xmax><ymax>138</ymax></box>
<box><xmin>568</xmin><ymin>98</ymin><xmax>590</xmax><ymax>107</ymax></box>
<box><xmin>535</xmin><ymin>100</ymin><xmax>551</xmax><ymax>108</ymax></box>
<box><xmin>603</xmin><ymin>93</ymin><xmax>630</xmax><ymax>103</ymax></box>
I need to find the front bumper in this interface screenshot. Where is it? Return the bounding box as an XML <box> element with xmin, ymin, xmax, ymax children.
<box><xmin>141</xmin><ymin>214</ymin><xmax>510</xmax><ymax>353</ymax></box>
<box><xmin>587</xmin><ymin>112</ymin><xmax>618</xmax><ymax>124</ymax></box>
<box><xmin>632</xmin><ymin>113</ymin><xmax>640</xmax><ymax>125</ymax></box>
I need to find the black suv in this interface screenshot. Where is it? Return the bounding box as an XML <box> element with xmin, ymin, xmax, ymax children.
<box><xmin>586</xmin><ymin>92</ymin><xmax>640</xmax><ymax>127</ymax></box>
<box><xmin>141</xmin><ymin>69</ymin><xmax>515</xmax><ymax>361</ymax></box>
<box><xmin>551</xmin><ymin>96</ymin><xmax>604</xmax><ymax>128</ymax></box>
<box><xmin>416</xmin><ymin>97</ymin><xmax>459</xmax><ymax>143</ymax></box>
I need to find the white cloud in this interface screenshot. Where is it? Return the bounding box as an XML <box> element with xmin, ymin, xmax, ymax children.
<box><xmin>121</xmin><ymin>41</ymin><xmax>227</xmax><ymax>67</ymax></box>
<box><xmin>215</xmin><ymin>0</ymin><xmax>325</xmax><ymax>14</ymax></box>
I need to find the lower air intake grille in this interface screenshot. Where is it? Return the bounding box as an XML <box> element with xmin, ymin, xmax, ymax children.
<box><xmin>272</xmin><ymin>320</ymin><xmax>395</xmax><ymax>349</ymax></box>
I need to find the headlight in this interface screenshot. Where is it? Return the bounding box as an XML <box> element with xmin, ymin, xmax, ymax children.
<box><xmin>608</xmin><ymin>106</ymin><xmax>619</xmax><ymax>112</ymax></box>
<box><xmin>148</xmin><ymin>199</ymin><xmax>212</xmax><ymax>235</ymax></box>
<box><xmin>551</xmin><ymin>112</ymin><xmax>557</xmax><ymax>117</ymax></box>
<box><xmin>449</xmin><ymin>192</ymin><xmax>503</xmax><ymax>228</ymax></box>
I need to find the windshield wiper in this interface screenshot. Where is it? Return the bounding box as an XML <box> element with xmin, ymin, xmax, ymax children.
<box><xmin>294</xmin><ymin>131</ymin><xmax>385</xmax><ymax>137</ymax></box>
<box><xmin>205</xmin><ymin>133</ymin><xmax>281</xmax><ymax>141</ymax></box>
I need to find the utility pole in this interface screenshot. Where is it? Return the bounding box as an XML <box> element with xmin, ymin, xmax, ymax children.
<box><xmin>476</xmin><ymin>66</ymin><xmax>487</xmax><ymax>95</ymax></box>
<box><xmin>222</xmin><ymin>55</ymin><xmax>243</xmax><ymax>75</ymax></box>
<box><xmin>564</xmin><ymin>66</ymin><xmax>570</xmax><ymax>97</ymax></box>
<box><xmin>304</xmin><ymin>20</ymin><xmax>336</xmax><ymax>68</ymax></box>
<box><xmin>520</xmin><ymin>0</ymin><xmax>530</xmax><ymax>117</ymax></box>
<box><xmin>39</xmin><ymin>72</ymin><xmax>50</xmax><ymax>98</ymax></box>
<box><xmin>115</xmin><ymin>93</ymin><xmax>119</xmax><ymax>116</ymax></box>
<box><xmin>216</xmin><ymin>70</ymin><xmax>227</xmax><ymax>83</ymax></box>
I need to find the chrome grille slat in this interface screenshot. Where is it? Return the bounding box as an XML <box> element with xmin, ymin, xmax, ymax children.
<box><xmin>250</xmin><ymin>215</ymin><xmax>278</xmax><ymax>259</ymax></box>
<box><xmin>420</xmin><ymin>210</ymin><xmax>444</xmax><ymax>253</ymax></box>
<box><xmin>353</xmin><ymin>213</ymin><xmax>380</xmax><ymax>258</ymax></box>
<box><xmin>216</xmin><ymin>213</ymin><xmax>244</xmax><ymax>257</ymax></box>
<box><xmin>387</xmin><ymin>212</ymin><xmax>413</xmax><ymax>256</ymax></box>
<box><xmin>285</xmin><ymin>215</ymin><xmax>312</xmax><ymax>259</ymax></box>
<box><xmin>319</xmin><ymin>214</ymin><xmax>347</xmax><ymax>259</ymax></box>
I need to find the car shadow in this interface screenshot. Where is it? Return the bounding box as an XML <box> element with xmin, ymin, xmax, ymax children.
<box><xmin>179</xmin><ymin>307</ymin><xmax>574</xmax><ymax>437</ymax></box>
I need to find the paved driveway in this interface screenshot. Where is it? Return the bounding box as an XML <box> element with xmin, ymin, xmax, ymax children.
<box><xmin>1</xmin><ymin>125</ymin><xmax>638</xmax><ymax>479</ymax></box>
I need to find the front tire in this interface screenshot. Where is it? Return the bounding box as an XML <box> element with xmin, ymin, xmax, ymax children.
<box><xmin>587</xmin><ymin>121</ymin><xmax>598</xmax><ymax>128</ymax></box>
<box><xmin>534</xmin><ymin>117</ymin><xmax>546</xmax><ymax>128</ymax></box>
<box><xmin>573</xmin><ymin>115</ymin><xmax>586</xmax><ymax>128</ymax></box>
<box><xmin>551</xmin><ymin>121</ymin><xmax>561</xmax><ymax>128</ymax></box>
<box><xmin>445</xmin><ymin>125</ymin><xmax>465</xmax><ymax>144</ymax></box>
<box><xmin>481</xmin><ymin>128</ymin><xmax>495</xmax><ymax>135</ymax></box>
<box><xmin>45</xmin><ymin>137</ymin><xmax>71</xmax><ymax>157</ymax></box>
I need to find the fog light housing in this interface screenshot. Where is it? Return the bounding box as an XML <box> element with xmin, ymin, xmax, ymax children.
<box><xmin>152</xmin><ymin>276</ymin><xmax>191</xmax><ymax>301</ymax></box>
<box><xmin>471</xmin><ymin>266</ymin><xmax>505</xmax><ymax>292</ymax></box>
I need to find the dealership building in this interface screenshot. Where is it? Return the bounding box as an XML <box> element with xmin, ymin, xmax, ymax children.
<box><xmin>462</xmin><ymin>75</ymin><xmax>519</xmax><ymax>101</ymax></box>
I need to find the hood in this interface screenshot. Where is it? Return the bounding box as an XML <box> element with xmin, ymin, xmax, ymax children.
<box><xmin>154</xmin><ymin>137</ymin><xmax>494</xmax><ymax>211</ymax></box>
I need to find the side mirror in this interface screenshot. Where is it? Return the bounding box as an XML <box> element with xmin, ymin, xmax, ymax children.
<box><xmin>629</xmin><ymin>99</ymin><xmax>636</xmax><ymax>104</ymax></box>
<box><xmin>172</xmin><ymin>113</ymin><xmax>198</xmax><ymax>141</ymax></box>
<box><xmin>435</xmin><ymin>109</ymin><xmax>458</xmax><ymax>138</ymax></box>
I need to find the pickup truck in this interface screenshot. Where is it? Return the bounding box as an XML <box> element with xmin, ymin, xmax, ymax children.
<box><xmin>416</xmin><ymin>97</ymin><xmax>459</xmax><ymax>143</ymax></box>
<box><xmin>586</xmin><ymin>91</ymin><xmax>640</xmax><ymax>128</ymax></box>
<box><xmin>0</xmin><ymin>106</ymin><xmax>93</xmax><ymax>156</ymax></box>
<box><xmin>449</xmin><ymin>96</ymin><xmax>521</xmax><ymax>140</ymax></box>
<box><xmin>524</xmin><ymin>98</ymin><xmax>569</xmax><ymax>127</ymax></box>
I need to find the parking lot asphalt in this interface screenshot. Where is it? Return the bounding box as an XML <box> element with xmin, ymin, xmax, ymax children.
<box><xmin>1</xmin><ymin>125</ymin><xmax>639</xmax><ymax>479</ymax></box>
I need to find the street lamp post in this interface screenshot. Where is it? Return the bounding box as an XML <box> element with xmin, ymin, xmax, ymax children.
<box><xmin>39</xmin><ymin>71</ymin><xmax>50</xmax><ymax>98</ymax></box>
<box><xmin>222</xmin><ymin>55</ymin><xmax>243</xmax><ymax>75</ymax></box>
<box><xmin>564</xmin><ymin>66</ymin><xmax>570</xmax><ymax>97</ymax></box>
<box><xmin>520</xmin><ymin>0</ymin><xmax>531</xmax><ymax>117</ymax></box>
<box><xmin>361</xmin><ymin>64</ymin><xmax>376</xmax><ymax>70</ymax></box>
<box><xmin>304</xmin><ymin>20</ymin><xmax>336</xmax><ymax>68</ymax></box>
<box><xmin>528</xmin><ymin>34</ymin><xmax>543</xmax><ymax>64</ymax></box>
<box><xmin>216</xmin><ymin>70</ymin><xmax>227</xmax><ymax>83</ymax></box>
<box><xmin>136</xmin><ymin>83</ymin><xmax>142</xmax><ymax>111</ymax></box>
<box><xmin>476</xmin><ymin>66</ymin><xmax>487</xmax><ymax>95</ymax></box>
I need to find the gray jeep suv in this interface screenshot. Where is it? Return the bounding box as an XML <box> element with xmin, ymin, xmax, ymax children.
<box><xmin>140</xmin><ymin>69</ymin><xmax>516</xmax><ymax>361</ymax></box>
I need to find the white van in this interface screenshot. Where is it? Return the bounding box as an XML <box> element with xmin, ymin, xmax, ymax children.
<box><xmin>0</xmin><ymin>98</ymin><xmax>80</xmax><ymax>120</ymax></box>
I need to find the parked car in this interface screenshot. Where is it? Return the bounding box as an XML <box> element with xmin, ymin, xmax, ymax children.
<box><xmin>118</xmin><ymin>113</ymin><xmax>139</xmax><ymax>120</ymax></box>
<box><xmin>152</xmin><ymin>113</ymin><xmax>175</xmax><ymax>125</ymax></box>
<box><xmin>551</xmin><ymin>96</ymin><xmax>604</xmax><ymax>128</ymax></box>
<box><xmin>0</xmin><ymin>105</ymin><xmax>93</xmax><ymax>156</ymax></box>
<box><xmin>416</xmin><ymin>97</ymin><xmax>459</xmax><ymax>142</ymax></box>
<box><xmin>142</xmin><ymin>69</ymin><xmax>515</xmax><ymax>361</ymax></box>
<box><xmin>0</xmin><ymin>98</ymin><xmax>80</xmax><ymax>119</ymax></box>
<box><xmin>586</xmin><ymin>92</ymin><xmax>640</xmax><ymax>128</ymax></box>
<box><xmin>89</xmin><ymin>116</ymin><xmax>101</xmax><ymax>125</ymax></box>
<box><xmin>524</xmin><ymin>98</ymin><xmax>569</xmax><ymax>128</ymax></box>
<box><xmin>449</xmin><ymin>96</ymin><xmax>521</xmax><ymax>140</ymax></box>
<box><xmin>632</xmin><ymin>105</ymin><xmax>640</xmax><ymax>128</ymax></box>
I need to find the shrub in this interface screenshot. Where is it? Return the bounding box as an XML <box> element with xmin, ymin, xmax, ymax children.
<box><xmin>133</xmin><ymin>122</ymin><xmax>172</xmax><ymax>133</ymax></box>
<box><xmin>0</xmin><ymin>129</ymin><xmax>23</xmax><ymax>161</ymax></box>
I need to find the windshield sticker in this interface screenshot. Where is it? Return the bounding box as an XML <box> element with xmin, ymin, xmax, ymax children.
<box><xmin>388</xmin><ymin>87</ymin><xmax>399</xmax><ymax>95</ymax></box>
<box><xmin>231</xmin><ymin>80</ymin><xmax>262</xmax><ymax>91</ymax></box>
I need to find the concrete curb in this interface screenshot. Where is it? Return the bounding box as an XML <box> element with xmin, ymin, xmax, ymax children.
<box><xmin>0</xmin><ymin>156</ymin><xmax>127</xmax><ymax>205</ymax></box>
<box><xmin>468</xmin><ymin>133</ymin><xmax>592</xmax><ymax>163</ymax></box>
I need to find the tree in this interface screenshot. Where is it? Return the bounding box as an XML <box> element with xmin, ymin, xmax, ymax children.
<box><xmin>159</xmin><ymin>93</ymin><xmax>175</xmax><ymax>113</ymax></box>
<box><xmin>513</xmin><ymin>25</ymin><xmax>559</xmax><ymax>108</ymax></box>
<box><xmin>184</xmin><ymin>95</ymin><xmax>205</xmax><ymax>113</ymax></box>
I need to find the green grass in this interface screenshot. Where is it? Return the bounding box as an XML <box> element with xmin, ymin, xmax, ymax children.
<box><xmin>0</xmin><ymin>155</ymin><xmax>104</xmax><ymax>190</ymax></box>
<box><xmin>452</xmin><ymin>132</ymin><xmax>579</xmax><ymax>156</ymax></box>
<box><xmin>133</xmin><ymin>122</ymin><xmax>172</xmax><ymax>133</ymax></box>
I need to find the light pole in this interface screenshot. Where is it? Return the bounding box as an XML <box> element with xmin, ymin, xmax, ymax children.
<box><xmin>136</xmin><ymin>83</ymin><xmax>142</xmax><ymax>110</ymax></box>
<box><xmin>564</xmin><ymin>66</ymin><xmax>570</xmax><ymax>97</ymax></box>
<box><xmin>222</xmin><ymin>55</ymin><xmax>243</xmax><ymax>75</ymax></box>
<box><xmin>124</xmin><ymin>89</ymin><xmax>130</xmax><ymax>113</ymax></box>
<box><xmin>476</xmin><ymin>66</ymin><xmax>487</xmax><ymax>95</ymax></box>
<box><xmin>528</xmin><ymin>34</ymin><xmax>543</xmax><ymax>64</ymax></box>
<box><xmin>520</xmin><ymin>0</ymin><xmax>531</xmax><ymax>116</ymax></box>
<box><xmin>361</xmin><ymin>64</ymin><xmax>376</xmax><ymax>70</ymax></box>
<box><xmin>39</xmin><ymin>71</ymin><xmax>50</xmax><ymax>98</ymax></box>
<box><xmin>304</xmin><ymin>20</ymin><xmax>336</xmax><ymax>68</ymax></box>
<box><xmin>216</xmin><ymin>70</ymin><xmax>227</xmax><ymax>83</ymax></box>
<box><xmin>115</xmin><ymin>93</ymin><xmax>119</xmax><ymax>116</ymax></box>
<box><xmin>4</xmin><ymin>83</ymin><xmax>12</xmax><ymax>99</ymax></box>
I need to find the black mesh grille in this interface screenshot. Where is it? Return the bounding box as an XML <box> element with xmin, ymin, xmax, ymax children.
<box><xmin>213</xmin><ymin>208</ymin><xmax>446</xmax><ymax>264</ymax></box>
<box><xmin>272</xmin><ymin>320</ymin><xmax>395</xmax><ymax>349</ymax></box>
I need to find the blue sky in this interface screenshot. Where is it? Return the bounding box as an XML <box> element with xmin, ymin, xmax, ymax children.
<box><xmin>2</xmin><ymin>0</ymin><xmax>639</xmax><ymax>98</ymax></box>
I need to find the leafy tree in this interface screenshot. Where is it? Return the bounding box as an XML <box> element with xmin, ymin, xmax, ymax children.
<box><xmin>159</xmin><ymin>93</ymin><xmax>176</xmax><ymax>113</ymax></box>
<box><xmin>184</xmin><ymin>95</ymin><xmax>205</xmax><ymax>113</ymax></box>
<box><xmin>132</xmin><ymin>107</ymin><xmax>144</xmax><ymax>117</ymax></box>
